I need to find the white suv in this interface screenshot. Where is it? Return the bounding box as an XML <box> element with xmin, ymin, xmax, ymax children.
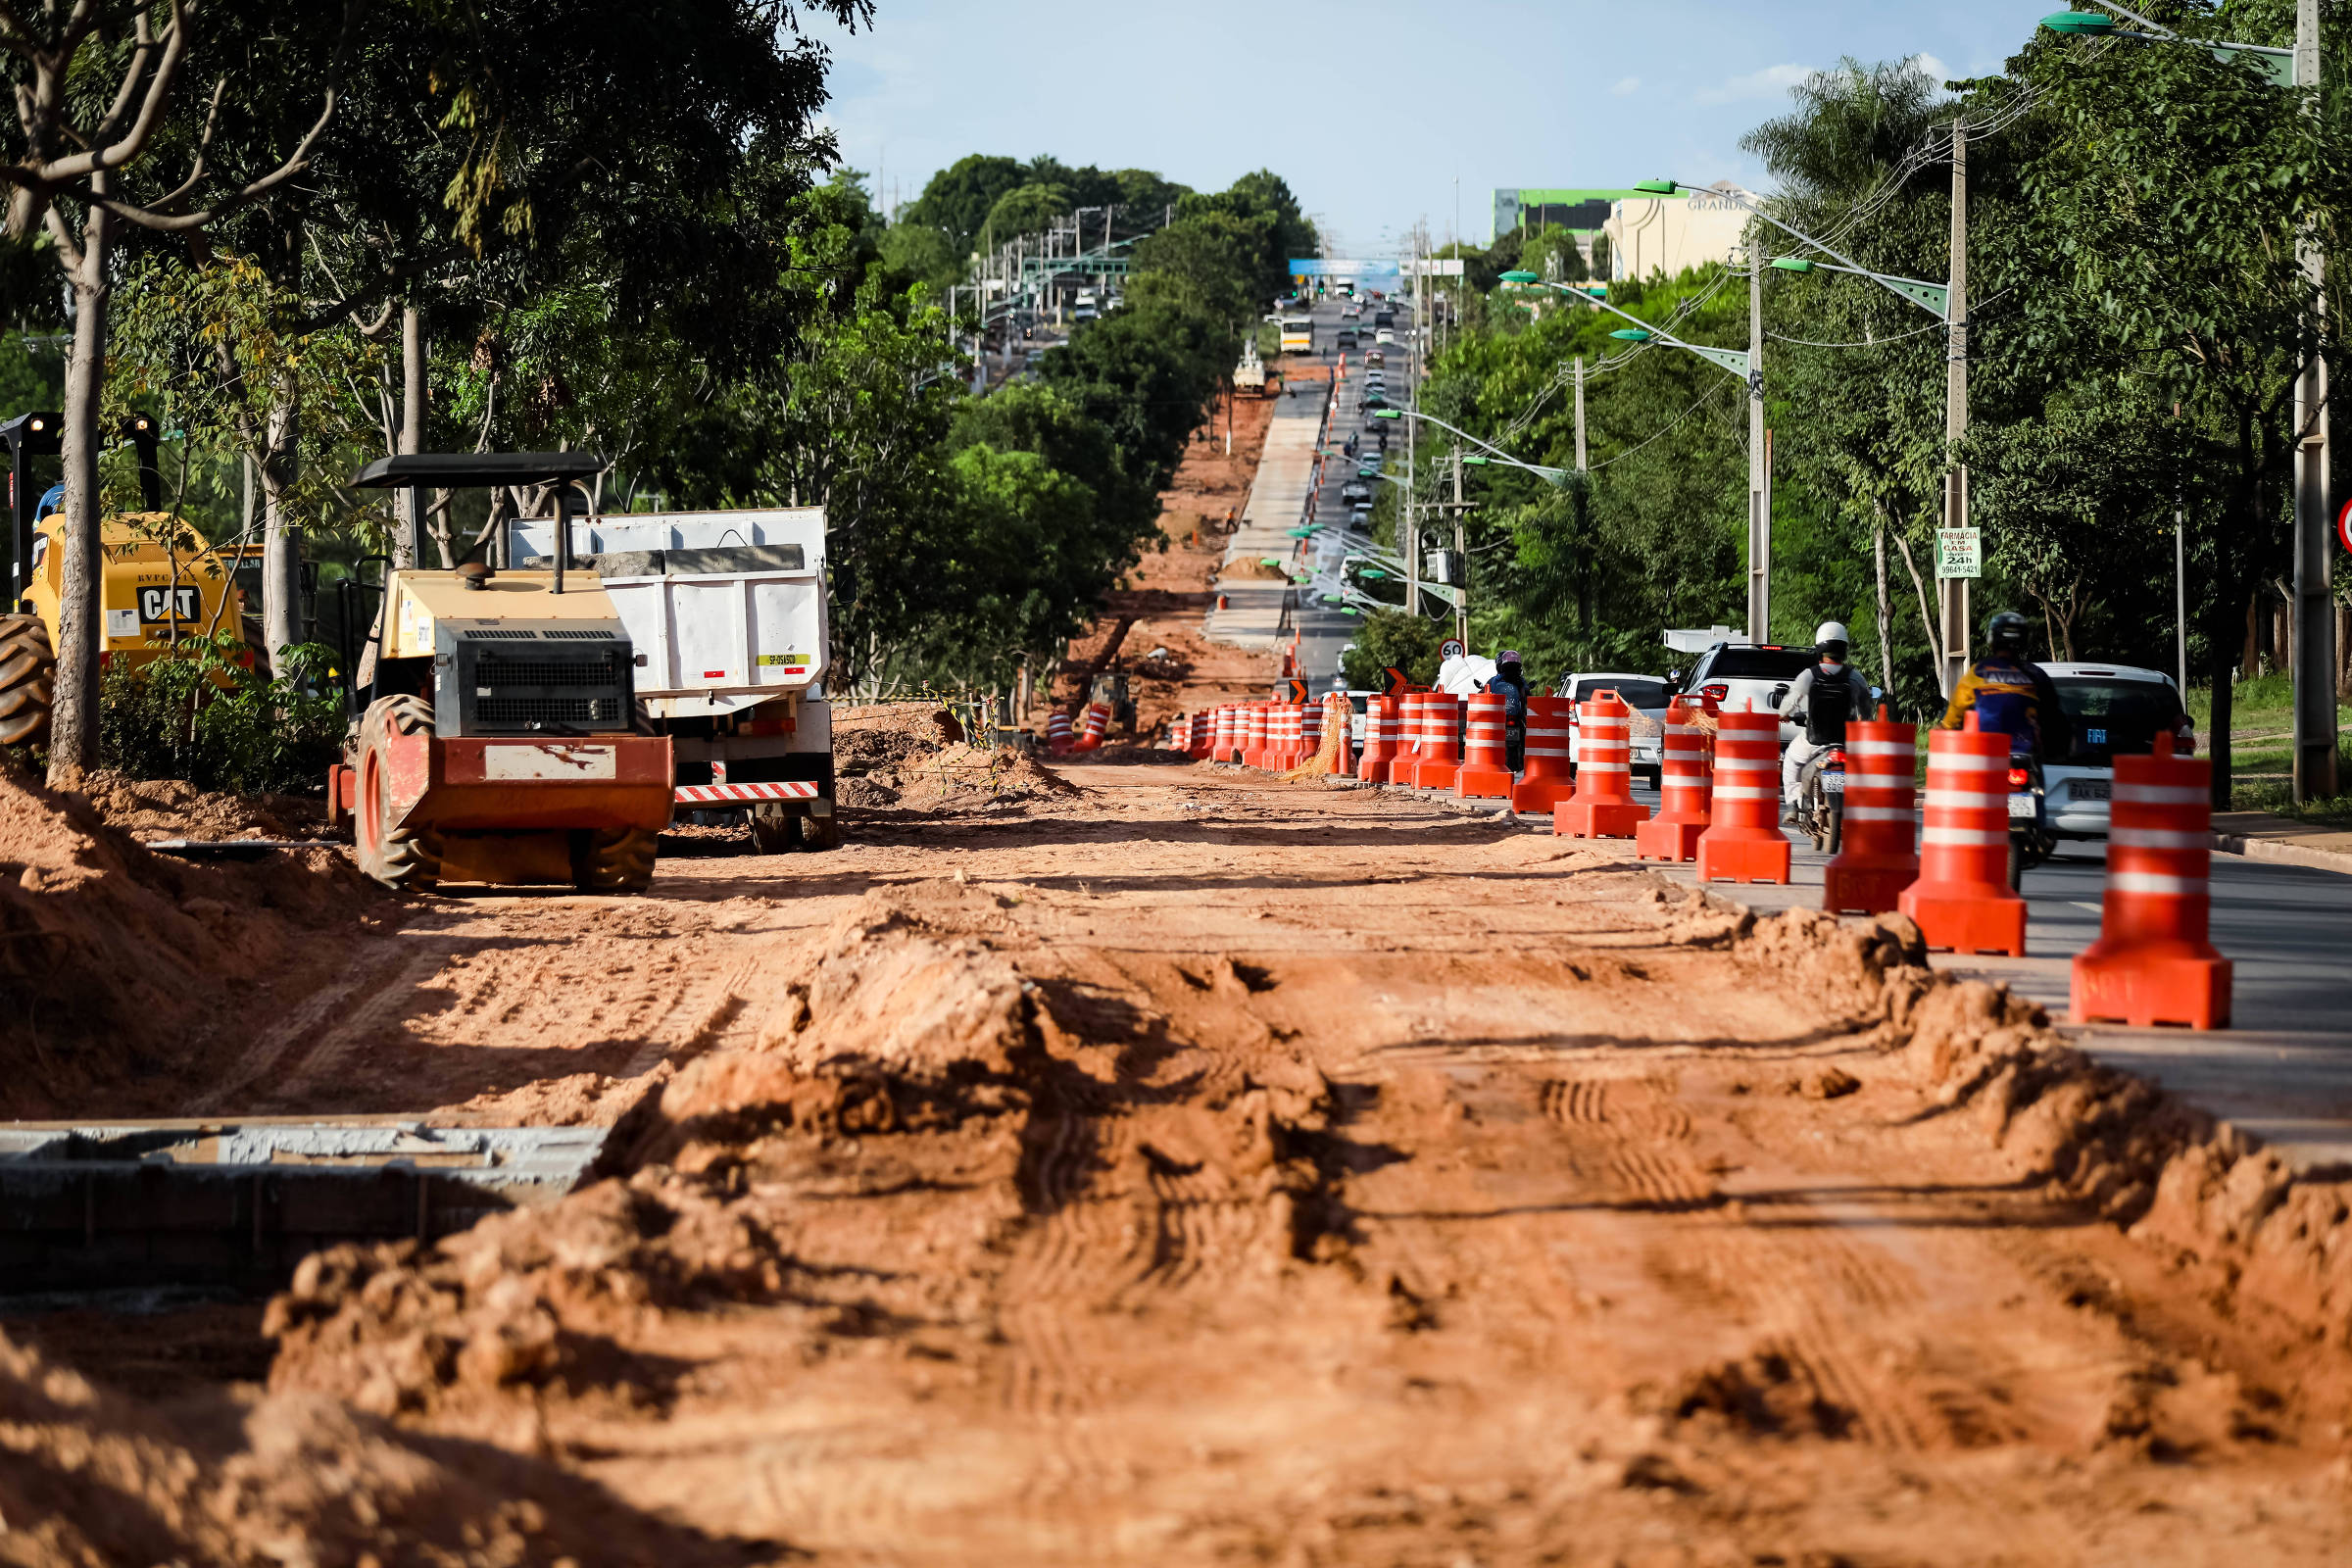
<box><xmin>1553</xmin><ymin>671</ymin><xmax>1674</xmax><ymax>786</ymax></box>
<box><xmin>1674</xmin><ymin>641</ymin><xmax>1820</xmax><ymax>747</ymax></box>
<box><xmin>2038</xmin><ymin>662</ymin><xmax>2194</xmax><ymax>841</ymax></box>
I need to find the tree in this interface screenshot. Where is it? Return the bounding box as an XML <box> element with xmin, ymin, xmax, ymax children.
<box><xmin>2</xmin><ymin>0</ymin><xmax>345</xmax><ymax>786</ymax></box>
<box><xmin>903</xmin><ymin>153</ymin><xmax>1026</xmax><ymax>256</ymax></box>
<box><xmin>981</xmin><ymin>181</ymin><xmax>1071</xmax><ymax>246</ymax></box>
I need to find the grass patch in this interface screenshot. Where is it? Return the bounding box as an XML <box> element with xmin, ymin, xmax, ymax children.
<box><xmin>2182</xmin><ymin>675</ymin><xmax>2352</xmax><ymax>825</ymax></box>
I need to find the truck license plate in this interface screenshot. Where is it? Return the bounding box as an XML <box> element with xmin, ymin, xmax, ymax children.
<box><xmin>2008</xmin><ymin>793</ymin><xmax>2036</xmax><ymax>818</ymax></box>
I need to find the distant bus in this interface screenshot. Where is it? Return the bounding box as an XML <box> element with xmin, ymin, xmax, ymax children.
<box><xmin>1279</xmin><ymin>315</ymin><xmax>1314</xmax><ymax>354</ymax></box>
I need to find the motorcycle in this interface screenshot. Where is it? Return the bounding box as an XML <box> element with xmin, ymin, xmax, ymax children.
<box><xmin>1791</xmin><ymin>741</ymin><xmax>1847</xmax><ymax>854</ymax></box>
<box><xmin>2005</xmin><ymin>746</ymin><xmax>2053</xmax><ymax>888</ymax></box>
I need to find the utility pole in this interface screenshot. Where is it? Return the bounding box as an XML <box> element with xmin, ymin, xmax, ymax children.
<box><xmin>1451</xmin><ymin>441</ymin><xmax>1469</xmax><ymax>648</ymax></box>
<box><xmin>1746</xmin><ymin>225</ymin><xmax>1768</xmax><ymax>643</ymax></box>
<box><xmin>1938</xmin><ymin>120</ymin><xmax>1972</xmax><ymax>699</ymax></box>
<box><xmin>1575</xmin><ymin>355</ymin><xmax>1591</xmax><ymax>630</ymax></box>
<box><xmin>1405</xmin><ymin>225</ymin><xmax>1421</xmax><ymax>617</ymax></box>
<box><xmin>2292</xmin><ymin>0</ymin><xmax>2339</xmax><ymax>801</ymax></box>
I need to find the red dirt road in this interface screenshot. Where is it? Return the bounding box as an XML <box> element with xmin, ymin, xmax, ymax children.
<box><xmin>17</xmin><ymin>760</ymin><xmax>2352</xmax><ymax>1566</ymax></box>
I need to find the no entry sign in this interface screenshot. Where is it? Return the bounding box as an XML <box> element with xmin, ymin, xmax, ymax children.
<box><xmin>2339</xmin><ymin>495</ymin><xmax>2352</xmax><ymax>555</ymax></box>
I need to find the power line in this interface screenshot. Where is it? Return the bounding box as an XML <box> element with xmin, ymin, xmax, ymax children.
<box><xmin>1591</xmin><ymin>379</ymin><xmax>1734</xmax><ymax>470</ymax></box>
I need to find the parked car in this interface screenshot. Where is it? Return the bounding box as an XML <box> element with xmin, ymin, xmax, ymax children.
<box><xmin>1675</xmin><ymin>641</ymin><xmax>1819</xmax><ymax>746</ymax></box>
<box><xmin>2037</xmin><ymin>661</ymin><xmax>2196</xmax><ymax>842</ymax></box>
<box><xmin>1553</xmin><ymin>671</ymin><xmax>1675</xmax><ymax>785</ymax></box>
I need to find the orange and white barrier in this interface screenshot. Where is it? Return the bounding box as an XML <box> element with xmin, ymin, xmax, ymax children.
<box><xmin>1455</xmin><ymin>692</ymin><xmax>1514</xmax><ymax>799</ymax></box>
<box><xmin>1395</xmin><ymin>691</ymin><xmax>1435</xmax><ymax>784</ymax></box>
<box><xmin>1694</xmin><ymin>703</ymin><xmax>1789</xmax><ymax>884</ymax></box>
<box><xmin>1822</xmin><ymin>706</ymin><xmax>1918</xmax><ymax>913</ymax></box>
<box><xmin>1072</xmin><ymin>703</ymin><xmax>1110</xmax><ymax>752</ymax></box>
<box><xmin>1412</xmin><ymin>694</ymin><xmax>1464</xmax><ymax>790</ymax></box>
<box><xmin>1897</xmin><ymin>712</ymin><xmax>2026</xmax><ymax>955</ymax></box>
<box><xmin>1210</xmin><ymin>705</ymin><xmax>1236</xmax><ymax>762</ymax></box>
<box><xmin>1186</xmin><ymin>711</ymin><xmax>1211</xmax><ymax>758</ymax></box>
<box><xmin>1510</xmin><ymin>695</ymin><xmax>1576</xmax><ymax>812</ymax></box>
<box><xmin>1298</xmin><ymin>700</ymin><xmax>1324</xmax><ymax>766</ymax></box>
<box><xmin>2072</xmin><ymin>734</ymin><xmax>2230</xmax><ymax>1028</ymax></box>
<box><xmin>1556</xmin><ymin>691</ymin><xmax>1649</xmax><ymax>838</ymax></box>
<box><xmin>1243</xmin><ymin>703</ymin><xmax>1270</xmax><ymax>769</ymax></box>
<box><xmin>1045</xmin><ymin>711</ymin><xmax>1073</xmax><ymax>752</ymax></box>
<box><xmin>1271</xmin><ymin>703</ymin><xmax>1303</xmax><ymax>770</ymax></box>
<box><xmin>1636</xmin><ymin>695</ymin><xmax>1714</xmax><ymax>862</ymax></box>
<box><xmin>1358</xmin><ymin>694</ymin><xmax>1401</xmax><ymax>783</ymax></box>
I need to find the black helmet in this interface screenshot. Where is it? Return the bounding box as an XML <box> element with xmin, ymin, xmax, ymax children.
<box><xmin>1984</xmin><ymin>611</ymin><xmax>2030</xmax><ymax>653</ymax></box>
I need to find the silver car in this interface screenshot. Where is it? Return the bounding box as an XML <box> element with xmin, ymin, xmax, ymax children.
<box><xmin>2038</xmin><ymin>661</ymin><xmax>2194</xmax><ymax>841</ymax></box>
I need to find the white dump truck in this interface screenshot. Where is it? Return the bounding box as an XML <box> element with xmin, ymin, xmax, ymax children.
<box><xmin>510</xmin><ymin>507</ymin><xmax>839</xmax><ymax>852</ymax></box>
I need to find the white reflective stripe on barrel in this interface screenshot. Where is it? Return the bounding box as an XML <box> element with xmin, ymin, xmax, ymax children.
<box><xmin>2109</xmin><ymin>826</ymin><xmax>2208</xmax><ymax>851</ymax></box>
<box><xmin>1932</xmin><ymin>752</ymin><xmax>2010</xmax><ymax>772</ymax></box>
<box><xmin>1714</xmin><ymin>756</ymin><xmax>1777</xmax><ymax>772</ymax></box>
<box><xmin>1929</xmin><ymin>791</ymin><xmax>2008</xmax><ymax>810</ymax></box>
<box><xmin>2116</xmin><ymin>784</ymin><xmax>2210</xmax><ymax>806</ymax></box>
<box><xmin>1843</xmin><ymin>806</ymin><xmax>1913</xmax><ymax>821</ymax></box>
<box><xmin>1847</xmin><ymin>740</ymin><xmax>1916</xmax><ymax>758</ymax></box>
<box><xmin>1923</xmin><ymin>825</ymin><xmax>2007</xmax><ymax>847</ymax></box>
<box><xmin>2110</xmin><ymin>871</ymin><xmax>2208</xmax><ymax>897</ymax></box>
<box><xmin>1713</xmin><ymin>785</ymin><xmax>1778</xmax><ymax>799</ymax></box>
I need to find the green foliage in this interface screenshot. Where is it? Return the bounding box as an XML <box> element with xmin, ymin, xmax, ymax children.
<box><xmin>877</xmin><ymin>222</ymin><xmax>961</xmax><ymax>293</ymax></box>
<box><xmin>1342</xmin><ymin>610</ymin><xmax>1446</xmax><ymax>690</ymax></box>
<box><xmin>99</xmin><ymin>637</ymin><xmax>346</xmax><ymax>796</ymax></box>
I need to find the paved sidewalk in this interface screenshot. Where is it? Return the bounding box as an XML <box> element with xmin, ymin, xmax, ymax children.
<box><xmin>1203</xmin><ymin>384</ymin><xmax>1325</xmax><ymax>654</ymax></box>
<box><xmin>2213</xmin><ymin>809</ymin><xmax>2352</xmax><ymax>876</ymax></box>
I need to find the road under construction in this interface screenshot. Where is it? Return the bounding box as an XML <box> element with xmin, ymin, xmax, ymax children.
<box><xmin>5</xmin><ymin>358</ymin><xmax>2352</xmax><ymax>1565</ymax></box>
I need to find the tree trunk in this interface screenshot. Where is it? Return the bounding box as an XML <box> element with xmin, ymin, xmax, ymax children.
<box><xmin>260</xmin><ymin>372</ymin><xmax>303</xmax><ymax>657</ymax></box>
<box><xmin>1873</xmin><ymin>510</ymin><xmax>1893</xmax><ymax>702</ymax></box>
<box><xmin>2241</xmin><ymin>591</ymin><xmax>2261</xmax><ymax>680</ymax></box>
<box><xmin>45</xmin><ymin>195</ymin><xmax>114</xmax><ymax>788</ymax></box>
<box><xmin>395</xmin><ymin>303</ymin><xmax>424</xmax><ymax>568</ymax></box>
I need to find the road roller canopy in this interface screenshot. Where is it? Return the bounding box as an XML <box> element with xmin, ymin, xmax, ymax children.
<box><xmin>351</xmin><ymin>451</ymin><xmax>607</xmax><ymax>489</ymax></box>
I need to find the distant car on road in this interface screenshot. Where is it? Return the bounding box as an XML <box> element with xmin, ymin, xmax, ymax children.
<box><xmin>1373</xmin><ymin>307</ymin><xmax>1396</xmax><ymax>326</ymax></box>
<box><xmin>2038</xmin><ymin>661</ymin><xmax>2195</xmax><ymax>843</ymax></box>
<box><xmin>1375</xmin><ymin>328</ymin><xmax>1396</xmax><ymax>346</ymax></box>
<box><xmin>1361</xmin><ymin>390</ymin><xmax>1391</xmax><ymax>410</ymax></box>
<box><xmin>1355</xmin><ymin>459</ymin><xmax>1382</xmax><ymax>477</ymax></box>
<box><xmin>1341</xmin><ymin>480</ymin><xmax>1372</xmax><ymax>505</ymax></box>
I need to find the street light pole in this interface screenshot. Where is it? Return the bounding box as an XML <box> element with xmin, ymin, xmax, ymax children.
<box><xmin>1451</xmin><ymin>441</ymin><xmax>1468</xmax><ymax>648</ymax></box>
<box><xmin>2292</xmin><ymin>0</ymin><xmax>2339</xmax><ymax>800</ymax></box>
<box><xmin>1747</xmin><ymin>226</ymin><xmax>1769</xmax><ymax>644</ymax></box>
<box><xmin>1940</xmin><ymin>120</ymin><xmax>1972</xmax><ymax>700</ymax></box>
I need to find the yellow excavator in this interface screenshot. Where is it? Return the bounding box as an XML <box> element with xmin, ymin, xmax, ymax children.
<box><xmin>0</xmin><ymin>411</ymin><xmax>261</xmax><ymax>747</ymax></box>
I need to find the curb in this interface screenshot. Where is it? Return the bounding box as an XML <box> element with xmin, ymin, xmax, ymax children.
<box><xmin>2211</xmin><ymin>831</ymin><xmax>2352</xmax><ymax>878</ymax></box>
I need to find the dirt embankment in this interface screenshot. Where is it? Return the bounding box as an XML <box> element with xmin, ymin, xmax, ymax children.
<box><xmin>14</xmin><ymin>764</ymin><xmax>2352</xmax><ymax>1562</ymax></box>
<box><xmin>1051</xmin><ymin>389</ymin><xmax>1281</xmax><ymax>740</ymax></box>
<box><xmin>831</xmin><ymin>703</ymin><xmax>1077</xmax><ymax>813</ymax></box>
<box><xmin>0</xmin><ymin>762</ymin><xmax>380</xmax><ymax>1120</ymax></box>
<box><xmin>146</xmin><ymin>771</ymin><xmax>2352</xmax><ymax>1562</ymax></box>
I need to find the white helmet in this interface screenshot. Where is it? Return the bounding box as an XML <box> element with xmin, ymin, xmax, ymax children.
<box><xmin>1815</xmin><ymin>621</ymin><xmax>1851</xmax><ymax>652</ymax></box>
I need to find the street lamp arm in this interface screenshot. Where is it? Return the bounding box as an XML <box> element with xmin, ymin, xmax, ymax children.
<box><xmin>1661</xmin><ymin>177</ymin><xmax>1945</xmax><ymax>319</ymax></box>
<box><xmin>1379</xmin><ymin>406</ymin><xmax>1574</xmax><ymax>482</ymax></box>
<box><xmin>1528</xmin><ymin>279</ymin><xmax>1753</xmax><ymax>384</ymax></box>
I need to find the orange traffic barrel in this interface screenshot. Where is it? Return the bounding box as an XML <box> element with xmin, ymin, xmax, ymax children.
<box><xmin>1272</xmin><ymin>702</ymin><xmax>1303</xmax><ymax>770</ymax></box>
<box><xmin>2072</xmin><ymin>734</ymin><xmax>2231</xmax><ymax>1029</ymax></box>
<box><xmin>1072</xmin><ymin>703</ymin><xmax>1110</xmax><ymax>752</ymax></box>
<box><xmin>1299</xmin><ymin>700</ymin><xmax>1325</xmax><ymax>767</ymax></box>
<box><xmin>1822</xmin><ymin>706</ymin><xmax>1919</xmax><ymax>913</ymax></box>
<box><xmin>1242</xmin><ymin>703</ymin><xmax>1270</xmax><ymax>768</ymax></box>
<box><xmin>1358</xmin><ymin>694</ymin><xmax>1400</xmax><ymax>783</ymax></box>
<box><xmin>1455</xmin><ymin>692</ymin><xmax>1514</xmax><ymax>799</ymax></box>
<box><xmin>1187</xmin><ymin>711</ymin><xmax>1211</xmax><ymax>758</ymax></box>
<box><xmin>1556</xmin><ymin>690</ymin><xmax>1650</xmax><ymax>838</ymax></box>
<box><xmin>1045</xmin><ymin>711</ymin><xmax>1073</xmax><ymax>752</ymax></box>
<box><xmin>1695</xmin><ymin>702</ymin><xmax>1790</xmax><ymax>884</ymax></box>
<box><xmin>1210</xmin><ymin>705</ymin><xmax>1235</xmax><ymax>762</ymax></box>
<box><xmin>1898</xmin><ymin>712</ymin><xmax>2026</xmax><ymax>955</ymax></box>
<box><xmin>1636</xmin><ymin>694</ymin><xmax>1714</xmax><ymax>862</ymax></box>
<box><xmin>1412</xmin><ymin>694</ymin><xmax>1465</xmax><ymax>789</ymax></box>
<box><xmin>1394</xmin><ymin>691</ymin><xmax>1436</xmax><ymax>785</ymax></box>
<box><xmin>1323</xmin><ymin>691</ymin><xmax>1354</xmax><ymax>772</ymax></box>
<box><xmin>1510</xmin><ymin>695</ymin><xmax>1576</xmax><ymax>812</ymax></box>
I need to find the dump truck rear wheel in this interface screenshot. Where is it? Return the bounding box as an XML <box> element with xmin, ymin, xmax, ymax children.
<box><xmin>796</xmin><ymin>808</ymin><xmax>843</xmax><ymax>852</ymax></box>
<box><xmin>355</xmin><ymin>695</ymin><xmax>439</xmax><ymax>893</ymax></box>
<box><xmin>572</xmin><ymin>826</ymin><xmax>659</xmax><ymax>893</ymax></box>
<box><xmin>747</xmin><ymin>807</ymin><xmax>794</xmax><ymax>856</ymax></box>
<box><xmin>0</xmin><ymin>613</ymin><xmax>56</xmax><ymax>748</ymax></box>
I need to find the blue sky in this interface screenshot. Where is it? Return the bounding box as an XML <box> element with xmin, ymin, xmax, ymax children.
<box><xmin>806</xmin><ymin>0</ymin><xmax>2063</xmax><ymax>254</ymax></box>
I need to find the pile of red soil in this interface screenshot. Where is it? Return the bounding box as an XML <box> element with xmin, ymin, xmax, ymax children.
<box><xmin>0</xmin><ymin>761</ymin><xmax>379</xmax><ymax>1118</ymax></box>
<box><xmin>77</xmin><ymin>770</ymin><xmax>334</xmax><ymax>842</ymax></box>
<box><xmin>832</xmin><ymin>704</ymin><xmax>1077</xmax><ymax>811</ymax></box>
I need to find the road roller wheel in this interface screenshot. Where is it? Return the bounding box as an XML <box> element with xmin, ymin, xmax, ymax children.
<box><xmin>354</xmin><ymin>695</ymin><xmax>439</xmax><ymax>893</ymax></box>
<box><xmin>0</xmin><ymin>613</ymin><xmax>56</xmax><ymax>748</ymax></box>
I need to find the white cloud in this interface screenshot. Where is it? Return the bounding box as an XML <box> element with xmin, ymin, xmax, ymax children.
<box><xmin>1694</xmin><ymin>63</ymin><xmax>1815</xmax><ymax>106</ymax></box>
<box><xmin>1913</xmin><ymin>52</ymin><xmax>1951</xmax><ymax>83</ymax></box>
<box><xmin>1610</xmin><ymin>75</ymin><xmax>1641</xmax><ymax>97</ymax></box>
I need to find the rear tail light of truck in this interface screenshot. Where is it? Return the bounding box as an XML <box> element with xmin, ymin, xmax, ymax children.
<box><xmin>1698</xmin><ymin>683</ymin><xmax>1729</xmax><ymax>704</ymax></box>
<box><xmin>2174</xmin><ymin>720</ymin><xmax>2197</xmax><ymax>755</ymax></box>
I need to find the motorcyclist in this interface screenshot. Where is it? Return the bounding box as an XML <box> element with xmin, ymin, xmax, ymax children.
<box><xmin>1780</xmin><ymin>621</ymin><xmax>1876</xmax><ymax>818</ymax></box>
<box><xmin>1935</xmin><ymin>610</ymin><xmax>2067</xmax><ymax>760</ymax></box>
<box><xmin>1486</xmin><ymin>651</ymin><xmax>1531</xmax><ymax>771</ymax></box>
